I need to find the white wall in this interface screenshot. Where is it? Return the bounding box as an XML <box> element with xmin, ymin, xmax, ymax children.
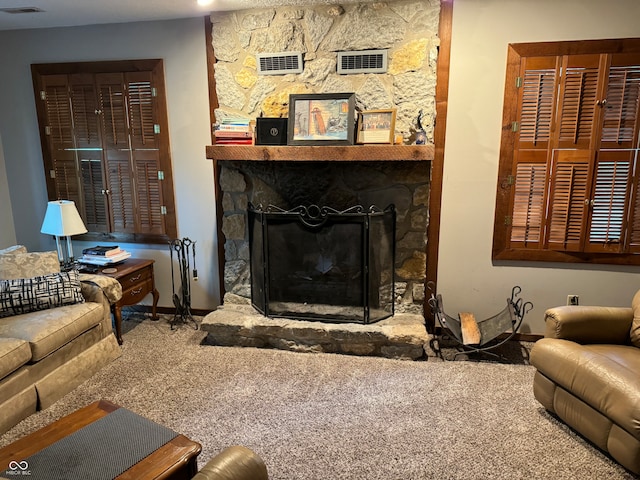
<box><xmin>0</xmin><ymin>18</ymin><xmax>219</xmax><ymax>310</ymax></box>
<box><xmin>0</xmin><ymin>134</ymin><xmax>17</xmax><ymax>248</ymax></box>
<box><xmin>439</xmin><ymin>0</ymin><xmax>640</xmax><ymax>334</ymax></box>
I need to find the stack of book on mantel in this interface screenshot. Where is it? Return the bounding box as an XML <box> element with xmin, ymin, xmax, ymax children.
<box><xmin>80</xmin><ymin>245</ymin><xmax>131</xmax><ymax>266</ymax></box>
<box><xmin>214</xmin><ymin>118</ymin><xmax>253</xmax><ymax>145</ymax></box>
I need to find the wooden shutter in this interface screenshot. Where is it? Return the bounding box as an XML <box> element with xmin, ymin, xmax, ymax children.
<box><xmin>134</xmin><ymin>159</ymin><xmax>164</xmax><ymax>234</ymax></box>
<box><xmin>628</xmin><ymin>166</ymin><xmax>640</xmax><ymax>252</ymax></box>
<box><xmin>125</xmin><ymin>72</ymin><xmax>164</xmax><ymax>234</ymax></box>
<box><xmin>546</xmin><ymin>151</ymin><xmax>591</xmax><ymax>251</ymax></box>
<box><xmin>97</xmin><ymin>73</ymin><xmax>136</xmax><ymax>233</ymax></box>
<box><xmin>590</xmin><ymin>54</ymin><xmax>640</xmax><ymax>252</ymax></box>
<box><xmin>518</xmin><ymin>57</ymin><xmax>558</xmax><ymax>149</ymax></box>
<box><xmin>508</xmin><ymin>57</ymin><xmax>558</xmax><ymax>247</ymax></box>
<box><xmin>585</xmin><ymin>151</ymin><xmax>633</xmax><ymax>252</ymax></box>
<box><xmin>34</xmin><ymin>60</ymin><xmax>176</xmax><ymax>242</ymax></box>
<box><xmin>79</xmin><ymin>158</ymin><xmax>108</xmax><ymax>232</ymax></box>
<box><xmin>601</xmin><ymin>54</ymin><xmax>640</xmax><ymax>150</ymax></box>
<box><xmin>547</xmin><ymin>55</ymin><xmax>606</xmax><ymax>251</ymax></box>
<box><xmin>510</xmin><ymin>160</ymin><xmax>547</xmax><ymax>246</ymax></box>
<box><xmin>40</xmin><ymin>75</ymin><xmax>82</xmax><ymax>206</ymax></box>
<box><xmin>494</xmin><ymin>39</ymin><xmax>640</xmax><ymax>264</ymax></box>
<box><xmin>127</xmin><ymin>73</ymin><xmax>158</xmax><ymax>149</ymax></box>
<box><xmin>68</xmin><ymin>74</ymin><xmax>109</xmax><ymax>232</ymax></box>
<box><xmin>69</xmin><ymin>74</ymin><xmax>101</xmax><ymax>148</ymax></box>
<box><xmin>555</xmin><ymin>55</ymin><xmax>605</xmax><ymax>150</ymax></box>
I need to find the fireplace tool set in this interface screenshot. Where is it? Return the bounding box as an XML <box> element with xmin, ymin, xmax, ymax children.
<box><xmin>428</xmin><ymin>282</ymin><xmax>533</xmax><ymax>360</ymax></box>
<box><xmin>169</xmin><ymin>237</ymin><xmax>198</xmax><ymax>330</ymax></box>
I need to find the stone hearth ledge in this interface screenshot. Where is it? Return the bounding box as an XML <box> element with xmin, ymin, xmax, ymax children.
<box><xmin>201</xmin><ymin>304</ymin><xmax>433</xmax><ymax>360</ymax></box>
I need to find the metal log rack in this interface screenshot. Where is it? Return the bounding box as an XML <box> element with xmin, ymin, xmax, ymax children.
<box><xmin>428</xmin><ymin>282</ymin><xmax>533</xmax><ymax>360</ymax></box>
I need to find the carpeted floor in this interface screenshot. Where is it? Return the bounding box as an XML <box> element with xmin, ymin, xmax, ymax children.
<box><xmin>0</xmin><ymin>314</ymin><xmax>635</xmax><ymax>479</ymax></box>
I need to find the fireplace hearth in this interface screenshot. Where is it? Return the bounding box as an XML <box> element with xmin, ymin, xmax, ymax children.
<box><xmin>249</xmin><ymin>204</ymin><xmax>395</xmax><ymax>324</ymax></box>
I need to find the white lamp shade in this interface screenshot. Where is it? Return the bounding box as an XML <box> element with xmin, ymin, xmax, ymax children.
<box><xmin>40</xmin><ymin>200</ymin><xmax>88</xmax><ymax>236</ymax></box>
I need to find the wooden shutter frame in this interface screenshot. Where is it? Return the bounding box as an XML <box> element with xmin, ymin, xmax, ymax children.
<box><xmin>32</xmin><ymin>59</ymin><xmax>177</xmax><ymax>244</ymax></box>
<box><xmin>492</xmin><ymin>38</ymin><xmax>640</xmax><ymax>265</ymax></box>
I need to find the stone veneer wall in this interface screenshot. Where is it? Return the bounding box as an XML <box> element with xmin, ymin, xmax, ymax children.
<box><xmin>211</xmin><ymin>0</ymin><xmax>440</xmax><ymax>142</ymax></box>
<box><xmin>211</xmin><ymin>0</ymin><xmax>439</xmax><ymax>315</ymax></box>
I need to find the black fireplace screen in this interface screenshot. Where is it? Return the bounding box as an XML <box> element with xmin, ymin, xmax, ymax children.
<box><xmin>249</xmin><ymin>204</ymin><xmax>395</xmax><ymax>324</ymax></box>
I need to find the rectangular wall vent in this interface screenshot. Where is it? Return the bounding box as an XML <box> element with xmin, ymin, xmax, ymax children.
<box><xmin>0</xmin><ymin>7</ymin><xmax>44</xmax><ymax>14</ymax></box>
<box><xmin>256</xmin><ymin>52</ymin><xmax>303</xmax><ymax>75</ymax></box>
<box><xmin>337</xmin><ymin>50</ymin><xmax>388</xmax><ymax>74</ymax></box>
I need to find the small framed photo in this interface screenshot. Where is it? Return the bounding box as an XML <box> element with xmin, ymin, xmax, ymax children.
<box><xmin>356</xmin><ymin>109</ymin><xmax>397</xmax><ymax>144</ymax></box>
<box><xmin>287</xmin><ymin>93</ymin><xmax>355</xmax><ymax>146</ymax></box>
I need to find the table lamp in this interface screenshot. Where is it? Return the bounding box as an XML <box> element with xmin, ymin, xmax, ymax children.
<box><xmin>40</xmin><ymin>200</ymin><xmax>88</xmax><ymax>269</ymax></box>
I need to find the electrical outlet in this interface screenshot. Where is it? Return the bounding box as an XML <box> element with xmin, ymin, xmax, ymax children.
<box><xmin>567</xmin><ymin>295</ymin><xmax>579</xmax><ymax>306</ymax></box>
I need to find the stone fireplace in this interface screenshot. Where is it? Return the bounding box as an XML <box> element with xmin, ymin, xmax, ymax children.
<box><xmin>220</xmin><ymin>159</ymin><xmax>429</xmax><ymax>316</ymax></box>
<box><xmin>201</xmin><ymin>0</ymin><xmax>439</xmax><ymax>358</ymax></box>
<box><xmin>201</xmin><ymin>149</ymin><xmax>433</xmax><ymax>360</ymax></box>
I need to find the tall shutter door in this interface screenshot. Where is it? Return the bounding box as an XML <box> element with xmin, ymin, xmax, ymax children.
<box><xmin>97</xmin><ymin>73</ymin><xmax>136</xmax><ymax>233</ymax></box>
<box><xmin>509</xmin><ymin>57</ymin><xmax>558</xmax><ymax>247</ymax></box>
<box><xmin>126</xmin><ymin>72</ymin><xmax>165</xmax><ymax>235</ymax></box>
<box><xmin>546</xmin><ymin>151</ymin><xmax>591</xmax><ymax>251</ymax></box>
<box><xmin>547</xmin><ymin>54</ymin><xmax>605</xmax><ymax>251</ymax></box>
<box><xmin>41</xmin><ymin>75</ymin><xmax>82</xmax><ymax>206</ymax></box>
<box><xmin>69</xmin><ymin>74</ymin><xmax>109</xmax><ymax>233</ymax></box>
<box><xmin>595</xmin><ymin>54</ymin><xmax>640</xmax><ymax>252</ymax></box>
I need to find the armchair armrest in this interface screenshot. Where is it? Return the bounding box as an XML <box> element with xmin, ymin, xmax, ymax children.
<box><xmin>79</xmin><ymin>274</ymin><xmax>123</xmax><ymax>304</ymax></box>
<box><xmin>192</xmin><ymin>446</ymin><xmax>268</xmax><ymax>480</ymax></box>
<box><xmin>544</xmin><ymin>305</ymin><xmax>633</xmax><ymax>344</ymax></box>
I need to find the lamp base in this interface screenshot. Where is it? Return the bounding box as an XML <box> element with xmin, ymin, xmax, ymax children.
<box><xmin>60</xmin><ymin>259</ymin><xmax>79</xmax><ymax>272</ymax></box>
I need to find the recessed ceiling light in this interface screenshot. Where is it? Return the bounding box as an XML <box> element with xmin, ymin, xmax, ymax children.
<box><xmin>197</xmin><ymin>0</ymin><xmax>214</xmax><ymax>6</ymax></box>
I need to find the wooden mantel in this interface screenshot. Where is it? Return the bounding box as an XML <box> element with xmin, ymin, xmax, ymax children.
<box><xmin>206</xmin><ymin>144</ymin><xmax>434</xmax><ymax>162</ymax></box>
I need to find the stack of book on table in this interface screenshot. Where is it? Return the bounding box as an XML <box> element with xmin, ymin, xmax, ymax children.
<box><xmin>214</xmin><ymin>118</ymin><xmax>253</xmax><ymax>145</ymax></box>
<box><xmin>80</xmin><ymin>245</ymin><xmax>131</xmax><ymax>265</ymax></box>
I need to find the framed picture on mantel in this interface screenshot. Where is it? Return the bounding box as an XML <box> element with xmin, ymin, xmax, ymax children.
<box><xmin>356</xmin><ymin>109</ymin><xmax>397</xmax><ymax>144</ymax></box>
<box><xmin>287</xmin><ymin>93</ymin><xmax>355</xmax><ymax>146</ymax></box>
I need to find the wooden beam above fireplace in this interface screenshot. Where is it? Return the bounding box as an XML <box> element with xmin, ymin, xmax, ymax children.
<box><xmin>206</xmin><ymin>144</ymin><xmax>434</xmax><ymax>162</ymax></box>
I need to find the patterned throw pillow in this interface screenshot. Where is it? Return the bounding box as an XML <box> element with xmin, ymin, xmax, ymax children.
<box><xmin>0</xmin><ymin>270</ymin><xmax>85</xmax><ymax>318</ymax></box>
<box><xmin>0</xmin><ymin>251</ymin><xmax>60</xmax><ymax>280</ymax></box>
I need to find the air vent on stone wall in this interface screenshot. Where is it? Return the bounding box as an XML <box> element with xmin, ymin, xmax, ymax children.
<box><xmin>0</xmin><ymin>7</ymin><xmax>44</xmax><ymax>14</ymax></box>
<box><xmin>256</xmin><ymin>52</ymin><xmax>304</xmax><ymax>75</ymax></box>
<box><xmin>337</xmin><ymin>50</ymin><xmax>388</xmax><ymax>74</ymax></box>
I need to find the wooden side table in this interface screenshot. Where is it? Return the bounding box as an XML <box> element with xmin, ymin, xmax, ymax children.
<box><xmin>98</xmin><ymin>258</ymin><xmax>159</xmax><ymax>345</ymax></box>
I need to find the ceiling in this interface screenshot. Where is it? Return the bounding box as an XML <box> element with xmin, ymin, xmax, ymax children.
<box><xmin>0</xmin><ymin>0</ymin><xmax>365</xmax><ymax>31</ymax></box>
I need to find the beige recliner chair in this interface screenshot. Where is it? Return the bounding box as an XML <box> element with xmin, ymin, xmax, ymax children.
<box><xmin>530</xmin><ymin>293</ymin><xmax>640</xmax><ymax>475</ymax></box>
<box><xmin>193</xmin><ymin>446</ymin><xmax>268</xmax><ymax>480</ymax></box>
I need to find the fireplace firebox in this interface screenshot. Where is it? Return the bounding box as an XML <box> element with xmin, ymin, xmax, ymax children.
<box><xmin>249</xmin><ymin>204</ymin><xmax>395</xmax><ymax>324</ymax></box>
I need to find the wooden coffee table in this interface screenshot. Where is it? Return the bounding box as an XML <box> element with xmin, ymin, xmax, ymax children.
<box><xmin>0</xmin><ymin>400</ymin><xmax>201</xmax><ymax>479</ymax></box>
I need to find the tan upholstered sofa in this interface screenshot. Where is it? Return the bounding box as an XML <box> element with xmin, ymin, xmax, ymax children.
<box><xmin>0</xmin><ymin>245</ymin><xmax>122</xmax><ymax>434</ymax></box>
<box><xmin>530</xmin><ymin>297</ymin><xmax>640</xmax><ymax>475</ymax></box>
